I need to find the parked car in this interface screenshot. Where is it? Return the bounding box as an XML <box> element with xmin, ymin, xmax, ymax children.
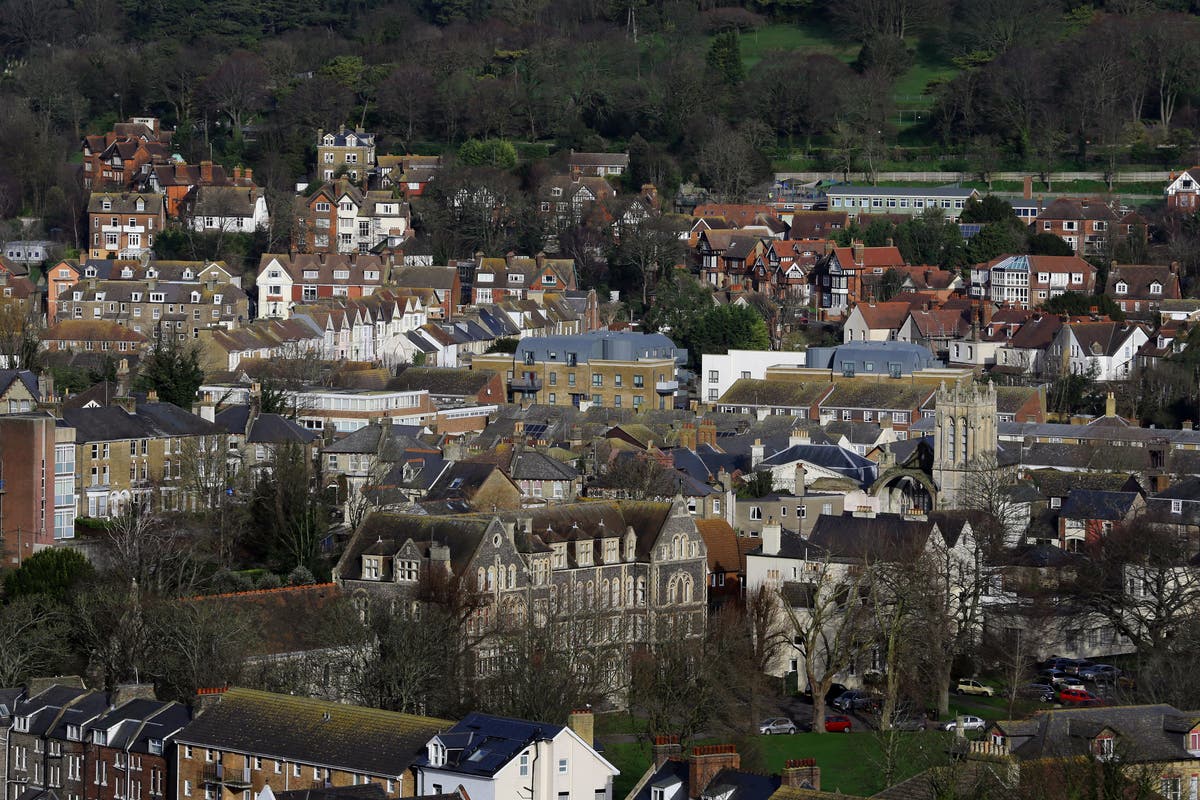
<box><xmin>833</xmin><ymin>690</ymin><xmax>881</xmax><ymax>712</ymax></box>
<box><xmin>889</xmin><ymin>714</ymin><xmax>926</xmax><ymax>731</ymax></box>
<box><xmin>1058</xmin><ymin>687</ymin><xmax>1103</xmax><ymax>706</ymax></box>
<box><xmin>1079</xmin><ymin>664</ymin><xmax>1121</xmax><ymax>683</ymax></box>
<box><xmin>1019</xmin><ymin>682</ymin><xmax>1057</xmax><ymax>701</ymax></box>
<box><xmin>1063</xmin><ymin>660</ymin><xmax>1096</xmax><ymax>676</ymax></box>
<box><xmin>1040</xmin><ymin>657</ymin><xmax>1079</xmax><ymax>671</ymax></box>
<box><xmin>804</xmin><ymin>683</ymin><xmax>850</xmax><ymax>708</ymax></box>
<box><xmin>955</xmin><ymin>679</ymin><xmax>995</xmax><ymax>697</ymax></box>
<box><xmin>1038</xmin><ymin>670</ymin><xmax>1084</xmax><ymax>689</ymax></box>
<box><xmin>825</xmin><ymin>715</ymin><xmax>853</xmax><ymax>733</ymax></box>
<box><xmin>759</xmin><ymin>717</ymin><xmax>797</xmax><ymax>735</ymax></box>
<box><xmin>943</xmin><ymin>715</ymin><xmax>986</xmax><ymax>731</ymax></box>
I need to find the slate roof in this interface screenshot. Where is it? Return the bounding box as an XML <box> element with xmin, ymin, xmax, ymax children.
<box><xmin>852</xmin><ymin>301</ymin><xmax>912</xmax><ymax>331</ymax></box>
<box><xmin>631</xmin><ymin>760</ymin><xmax>780</xmax><ymax>800</ymax></box>
<box><xmin>992</xmin><ymin>704</ymin><xmax>1200</xmax><ymax>763</ymax></box>
<box><xmin>760</xmin><ymin>443</ymin><xmax>876</xmax><ymax>486</ymax></box>
<box><xmin>274</xmin><ymin>786</ymin><xmax>387</xmax><ymax>800</ymax></box>
<box><xmin>718</xmin><ymin>379</ymin><xmax>832</xmax><ymax>408</ymax></box>
<box><xmin>391</xmin><ymin>265</ymin><xmax>458</xmax><ymax>291</ymax></box>
<box><xmin>1067</xmin><ymin>321</ymin><xmax>1145</xmax><ymax>358</ymax></box>
<box><xmin>175</xmin><ymin>688</ymin><xmax>450</xmax><ymax>775</ymax></box>
<box><xmin>412</xmin><ymin>712</ymin><xmax>574</xmax><ymax>777</ymax></box>
<box><xmin>0</xmin><ymin>369</ymin><xmax>39</xmax><ymax>399</ymax></box>
<box><xmin>567</xmin><ymin>151</ymin><xmax>629</xmax><ymax>168</ymax></box>
<box><xmin>43</xmin><ymin>320</ymin><xmax>149</xmax><ymax>344</ymax></box>
<box><xmin>820</xmin><ymin>382</ymin><xmax>934</xmax><ymax>411</ymax></box>
<box><xmin>12</xmin><ymin>686</ymin><xmax>99</xmax><ymax>737</ymax></box>
<box><xmin>87</xmin><ymin>193</ymin><xmax>163</xmax><ymax>215</ymax></box>
<box><xmin>1059</xmin><ymin>489</ymin><xmax>1140</xmax><ymax>521</ymax></box>
<box><xmin>89</xmin><ymin>699</ymin><xmax>190</xmax><ymax>755</ymax></box>
<box><xmin>214</xmin><ymin>406</ymin><xmax>318</xmax><ymax>445</ymax></box>
<box><xmin>508</xmin><ymin>450</ymin><xmax>578</xmax><ymax>481</ymax></box>
<box><xmin>391</xmin><ymin>367</ymin><xmax>494</xmax><ymax>398</ymax></box>
<box><xmin>187</xmin><ymin>584</ymin><xmax>352</xmax><ymax>655</ymax></box>
<box><xmin>807</xmin><ymin>513</ymin><xmax>942</xmax><ymax>562</ymax></box>
<box><xmin>1106</xmin><ymin>264</ymin><xmax>1181</xmax><ymax>300</ymax></box>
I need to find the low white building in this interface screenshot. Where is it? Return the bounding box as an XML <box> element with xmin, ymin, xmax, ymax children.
<box><xmin>413</xmin><ymin>711</ymin><xmax>618</xmax><ymax>800</ymax></box>
<box><xmin>699</xmin><ymin>349</ymin><xmax>805</xmax><ymax>403</ymax></box>
<box><xmin>188</xmin><ymin>185</ymin><xmax>270</xmax><ymax>233</ymax></box>
<box><xmin>1046</xmin><ymin>321</ymin><xmax>1149</xmax><ymax>381</ymax></box>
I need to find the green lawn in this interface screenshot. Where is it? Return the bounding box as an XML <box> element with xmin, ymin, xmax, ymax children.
<box><xmin>595</xmin><ymin>711</ymin><xmax>642</xmax><ymax>737</ymax></box>
<box><xmin>604</xmin><ymin>731</ymin><xmax>954</xmax><ymax>799</ymax></box>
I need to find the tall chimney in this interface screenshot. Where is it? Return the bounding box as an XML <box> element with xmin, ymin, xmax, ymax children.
<box><xmin>794</xmin><ymin>464</ymin><xmax>806</xmax><ymax>497</ymax></box>
<box><xmin>1023</xmin><ymin>176</ymin><xmax>1033</xmax><ymax>200</ymax></box>
<box><xmin>751</xmin><ymin>438</ymin><xmax>764</xmax><ymax>469</ymax></box>
<box><xmin>1105</xmin><ymin>391</ymin><xmax>1116</xmax><ymax>418</ymax></box>
<box><xmin>688</xmin><ymin>745</ymin><xmax>740</xmax><ymax>800</ymax></box>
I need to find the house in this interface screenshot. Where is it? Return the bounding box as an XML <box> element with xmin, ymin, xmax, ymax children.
<box><xmin>754</xmin><ymin>431</ymin><xmax>880</xmax><ymax>490</ymax></box>
<box><xmin>468</xmin><ymin>253</ymin><xmax>577</xmax><ymax>305</ymax></box>
<box><xmin>87</xmin><ymin>193</ymin><xmax>166</xmax><ymax>259</ymax></box>
<box><xmin>1034</xmin><ymin>197</ymin><xmax>1146</xmax><ymax>256</ymax></box>
<box><xmin>196</xmin><ymin>316</ymin><xmax>325</xmax><ymax>374</ymax></box>
<box><xmin>982</xmin><ymin>703</ymin><xmax>1200</xmax><ymax>800</ymax></box>
<box><xmin>842</xmin><ymin>301</ymin><xmax>912</xmax><ymax>343</ymax></box>
<box><xmin>82</xmin><ymin>117</ymin><xmax>173</xmax><ymax>189</ymax></box>
<box><xmin>897</xmin><ymin>306</ymin><xmax>972</xmax><ymax>357</ymax></box>
<box><xmin>810</xmin><ymin>242</ymin><xmax>907</xmax><ymax>314</ymax></box>
<box><xmin>1045</xmin><ymin>321</ymin><xmax>1150</xmax><ymax>380</ymax></box>
<box><xmin>391</xmin><ymin>266</ymin><xmax>460</xmax><ymax>319</ymax></box>
<box><xmin>537</xmin><ymin>174</ymin><xmax>616</xmax><ymax>231</ymax></box>
<box><xmin>1058</xmin><ymin>489</ymin><xmax>1144</xmax><ymax>551</ymax></box>
<box><xmin>472</xmin><ymin>331</ymin><xmax>687</xmax><ymax>410</ymax></box>
<box><xmin>378</xmin><ymin>154</ymin><xmax>441</xmax><ymax>195</ymax></box>
<box><xmin>1165</xmin><ymin>167</ymin><xmax>1200</xmax><ymax>211</ymax></box>
<box><xmin>212</xmin><ymin>402</ymin><xmax>320</xmax><ymax>478</ymax></box>
<box><xmin>1105</xmin><ymin>264</ymin><xmax>1182</xmax><ymax>318</ymax></box>
<box><xmin>87</xmin><ymin>696</ymin><xmax>192</xmax><ymax>800</ymax></box>
<box><xmin>424</xmin><ymin>460</ymin><xmax>523</xmax><ymax>511</ymax></box>
<box><xmin>788</xmin><ymin>211</ymin><xmax>848</xmax><ymax>240</ymax></box>
<box><xmin>56</xmin><ymin>276</ymin><xmax>249</xmax><ymax>341</ymax></box>
<box><xmin>733</xmin><ymin>491</ymin><xmax>846</xmax><ymax>539</ymax></box>
<box><xmin>991</xmin><ymin>312</ymin><xmax>1064</xmax><ymax>377</ymax></box>
<box><xmin>188</xmin><ymin>184</ymin><xmax>270</xmax><ymax>233</ymax></box>
<box><xmin>315</xmin><ymin>128</ymin><xmax>377</xmax><ymax>183</ymax></box>
<box><xmin>568</xmin><ymin>149</ymin><xmax>629</xmax><ymax>177</ymax></box>
<box><xmin>693</xmin><ymin>204</ymin><xmax>780</xmax><ymax>229</ymax></box>
<box><xmin>696</xmin><ymin>518</ymin><xmax>745</xmax><ymax>604</ymax></box>
<box><xmin>321</xmin><ymin>418</ymin><xmax>443</xmax><ymax>514</ymax></box>
<box><xmin>895</xmin><ymin>265</ymin><xmax>962</xmax><ymax>299</ymax></box>
<box><xmin>143</xmin><ymin>161</ymin><xmax>258</xmax><ymax>218</ymax></box>
<box><xmin>695</xmin><ymin>230</ymin><xmax>769</xmax><ymax>290</ymax></box>
<box><xmin>969</xmin><ymin>254</ymin><xmax>1096</xmax><ymax>309</ymax></box>
<box><xmin>3</xmin><ymin>240</ymin><xmax>56</xmax><ymax>265</ymax></box>
<box><xmin>173</xmin><ymin>687</ymin><xmax>449</xmax><ymax>799</ymax></box>
<box><xmin>0</xmin><ymin>369</ymin><xmax>42</xmax><ymax>413</ymax></box>
<box><xmin>714</xmin><ymin>380</ymin><xmax>833</xmax><ymax>419</ymax></box>
<box><xmin>41</xmin><ymin>319</ymin><xmax>151</xmax><ymax>356</ymax></box>
<box><xmin>335</xmin><ymin>500</ymin><xmax>708</xmax><ymax>696</ymax></box>
<box><xmin>699</xmin><ymin>349</ymin><xmax>807</xmax><ymax>403</ymax></box>
<box><xmin>7</xmin><ymin>684</ymin><xmax>111</xmax><ymax>800</ymax></box>
<box><xmin>824</xmin><ymin>185</ymin><xmax>980</xmax><ymax>220</ymax></box>
<box><xmin>413</xmin><ymin>710</ymin><xmax>618</xmax><ymax>800</ymax></box>
<box><xmin>390</xmin><ymin>367</ymin><xmax>503</xmax><ymax>407</ymax></box>
<box><xmin>1145</xmin><ymin>477</ymin><xmax>1200</xmax><ymax>540</ymax></box>
<box><xmin>296</xmin><ymin>180</ymin><xmax>410</xmax><ymax>255</ymax></box>
<box><xmin>62</xmin><ymin>392</ymin><xmax>226</xmax><ymax>517</ymax></box>
<box><xmin>256</xmin><ymin>253</ymin><xmax>389</xmax><ymax>320</ymax></box>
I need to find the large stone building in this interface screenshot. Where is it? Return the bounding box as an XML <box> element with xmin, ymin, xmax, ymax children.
<box><xmin>335</xmin><ymin>499</ymin><xmax>708</xmax><ymax>696</ymax></box>
<box><xmin>471</xmin><ymin>331</ymin><xmax>686</xmax><ymax>410</ymax></box>
<box><xmin>931</xmin><ymin>380</ymin><xmax>998</xmax><ymax>507</ymax></box>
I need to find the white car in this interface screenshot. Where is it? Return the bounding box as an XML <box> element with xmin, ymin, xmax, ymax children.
<box><xmin>943</xmin><ymin>715</ymin><xmax>986</xmax><ymax>732</ymax></box>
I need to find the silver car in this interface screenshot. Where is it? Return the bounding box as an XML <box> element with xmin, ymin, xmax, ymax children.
<box><xmin>759</xmin><ymin>717</ymin><xmax>797</xmax><ymax>735</ymax></box>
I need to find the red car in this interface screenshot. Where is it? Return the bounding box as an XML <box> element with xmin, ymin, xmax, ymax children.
<box><xmin>1058</xmin><ymin>687</ymin><xmax>1103</xmax><ymax>706</ymax></box>
<box><xmin>825</xmin><ymin>715</ymin><xmax>853</xmax><ymax>733</ymax></box>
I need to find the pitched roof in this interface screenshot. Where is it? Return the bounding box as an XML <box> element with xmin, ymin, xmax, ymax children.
<box><xmin>1066</xmin><ymin>321</ymin><xmax>1145</xmax><ymax>358</ymax></box>
<box><xmin>43</xmin><ymin>320</ymin><xmax>149</xmax><ymax>343</ymax></box>
<box><xmin>187</xmin><ymin>584</ymin><xmax>352</xmax><ymax>654</ymax></box>
<box><xmin>696</xmin><ymin>518</ymin><xmax>741</xmax><ymax>574</ymax></box>
<box><xmin>718</xmin><ymin>379</ymin><xmax>833</xmax><ymax>409</ymax></box>
<box><xmin>852</xmin><ymin>302</ymin><xmax>911</xmax><ymax>331</ymax></box>
<box><xmin>1059</xmin><ymin>489</ymin><xmax>1140</xmax><ymax>520</ymax></box>
<box><xmin>413</xmin><ymin>712</ymin><xmax>586</xmax><ymax>777</ymax></box>
<box><xmin>87</xmin><ymin>193</ymin><xmax>163</xmax><ymax>215</ymax></box>
<box><xmin>807</xmin><ymin>513</ymin><xmax>941</xmax><ymax>562</ymax></box>
<box><xmin>994</xmin><ymin>704</ymin><xmax>1199</xmax><ymax>763</ymax></box>
<box><xmin>175</xmin><ymin>688</ymin><xmax>450</xmax><ymax>774</ymax></box>
<box><xmin>1105</xmin><ymin>264</ymin><xmax>1181</xmax><ymax>300</ymax></box>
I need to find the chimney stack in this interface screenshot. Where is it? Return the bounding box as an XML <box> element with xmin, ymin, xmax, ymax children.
<box><xmin>698</xmin><ymin>418</ymin><xmax>717</xmax><ymax>448</ymax></box>
<box><xmin>652</xmin><ymin>736</ymin><xmax>682</xmax><ymax>769</ymax></box>
<box><xmin>200</xmin><ymin>160</ymin><xmax>214</xmax><ymax>183</ymax></box>
<box><xmin>1023</xmin><ymin>176</ymin><xmax>1033</xmax><ymax>200</ymax></box>
<box><xmin>751</xmin><ymin>438</ymin><xmax>764</xmax><ymax>469</ymax></box>
<box><xmin>1105</xmin><ymin>391</ymin><xmax>1116</xmax><ymax>418</ymax></box>
<box><xmin>762</xmin><ymin>518</ymin><xmax>782</xmax><ymax>555</ymax></box>
<box><xmin>567</xmin><ymin>709</ymin><xmax>594</xmax><ymax>747</ymax></box>
<box><xmin>794</xmin><ymin>464</ymin><xmax>807</xmax><ymax>497</ymax></box>
<box><xmin>781</xmin><ymin>759</ymin><xmax>820</xmax><ymax>791</ymax></box>
<box><xmin>689</xmin><ymin>745</ymin><xmax>740</xmax><ymax>800</ymax></box>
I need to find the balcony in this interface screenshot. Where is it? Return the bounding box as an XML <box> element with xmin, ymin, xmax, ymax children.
<box><xmin>510</xmin><ymin>376</ymin><xmax>542</xmax><ymax>393</ymax></box>
<box><xmin>655</xmin><ymin>380</ymin><xmax>678</xmax><ymax>394</ymax></box>
<box><xmin>202</xmin><ymin>765</ymin><xmax>251</xmax><ymax>789</ymax></box>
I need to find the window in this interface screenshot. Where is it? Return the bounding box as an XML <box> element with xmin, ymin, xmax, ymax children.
<box><xmin>1161</xmin><ymin>778</ymin><xmax>1181</xmax><ymax>800</ymax></box>
<box><xmin>750</xmin><ymin>506</ymin><xmax>762</xmax><ymax>520</ymax></box>
<box><xmin>557</xmin><ymin>758</ymin><xmax>569</xmax><ymax>775</ymax></box>
<box><xmin>1115</xmin><ymin>281</ymin><xmax>1127</xmax><ymax>294</ymax></box>
<box><xmin>592</xmin><ymin>373</ymin><xmax>603</xmax><ymax>387</ymax></box>
<box><xmin>1172</xmin><ymin>499</ymin><xmax>1183</xmax><ymax>514</ymax></box>
<box><xmin>183</xmin><ymin>782</ymin><xmax>192</xmax><ymax>798</ymax></box>
<box><xmin>519</xmin><ymin>752</ymin><xmax>529</xmax><ymax>777</ymax></box>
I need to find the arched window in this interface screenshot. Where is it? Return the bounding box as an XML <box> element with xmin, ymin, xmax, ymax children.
<box><xmin>477</xmin><ymin>568</ymin><xmax>486</xmax><ymax>591</ymax></box>
<box><xmin>667</xmin><ymin>577</ymin><xmax>678</xmax><ymax>604</ymax></box>
<box><xmin>958</xmin><ymin>417</ymin><xmax>968</xmax><ymax>463</ymax></box>
<box><xmin>946</xmin><ymin>417</ymin><xmax>954</xmax><ymax>462</ymax></box>
<box><xmin>612</xmin><ymin>579</ymin><xmax>621</xmax><ymax>607</ymax></box>
<box><xmin>636</xmin><ymin>577</ymin><xmax>646</xmax><ymax>606</ymax></box>
<box><xmin>508</xmin><ymin>564</ymin><xmax>516</xmax><ymax>588</ymax></box>
<box><xmin>681</xmin><ymin>576</ymin><xmax>692</xmax><ymax>603</ymax></box>
<box><xmin>601</xmin><ymin>579</ymin><xmax>610</xmax><ymax>607</ymax></box>
<box><xmin>586</xmin><ymin>580</ymin><xmax>595</xmax><ymax>607</ymax></box>
<box><xmin>626</xmin><ymin>577</ymin><xmax>635</xmax><ymax>606</ymax></box>
<box><xmin>487</xmin><ymin>566</ymin><xmax>496</xmax><ymax>591</ymax></box>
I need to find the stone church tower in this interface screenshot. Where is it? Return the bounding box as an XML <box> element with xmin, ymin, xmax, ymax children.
<box><xmin>933</xmin><ymin>381</ymin><xmax>998</xmax><ymax>507</ymax></box>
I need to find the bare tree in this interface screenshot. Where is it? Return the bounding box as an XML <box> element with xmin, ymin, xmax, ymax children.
<box><xmin>0</xmin><ymin>595</ymin><xmax>70</xmax><ymax>685</ymax></box>
<box><xmin>147</xmin><ymin>597</ymin><xmax>259</xmax><ymax>701</ymax></box>
<box><xmin>781</xmin><ymin>556</ymin><xmax>876</xmax><ymax>732</ymax></box>
<box><xmin>957</xmin><ymin>452</ymin><xmax>1025</xmax><ymax>554</ymax></box>
<box><xmin>0</xmin><ymin>297</ymin><xmax>42</xmax><ymax>370</ymax></box>
<box><xmin>201</xmin><ymin>51</ymin><xmax>268</xmax><ymax>139</ymax></box>
<box><xmin>101</xmin><ymin>503</ymin><xmax>207</xmax><ymax>598</ymax></box>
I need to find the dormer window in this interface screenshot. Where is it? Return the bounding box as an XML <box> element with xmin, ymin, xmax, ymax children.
<box><xmin>1115</xmin><ymin>281</ymin><xmax>1128</xmax><ymax>294</ymax></box>
<box><xmin>149</xmin><ymin>739</ymin><xmax>163</xmax><ymax>756</ymax></box>
<box><xmin>363</xmin><ymin>556</ymin><xmax>381</xmax><ymax>580</ymax></box>
<box><xmin>102</xmin><ymin>199</ymin><xmax>112</xmax><ymax>211</ymax></box>
<box><xmin>132</xmin><ymin>292</ymin><xmax>142</xmax><ymax>302</ymax></box>
<box><xmin>85</xmin><ymin>266</ymin><xmax>97</xmax><ymax>277</ymax></box>
<box><xmin>323</xmin><ymin>135</ymin><xmax>335</xmax><ymax>145</ymax></box>
<box><xmin>183</xmin><ymin>269</ymin><xmax>193</xmax><ymax>280</ymax></box>
<box><xmin>191</xmin><ymin>291</ymin><xmax>201</xmax><ymax>303</ymax></box>
<box><xmin>146</xmin><ymin>268</ymin><xmax>157</xmax><ymax>278</ymax></box>
<box><xmin>67</xmin><ymin>724</ymin><xmax>81</xmax><ymax>741</ymax></box>
<box><xmin>1150</xmin><ymin>282</ymin><xmax>1162</xmax><ymax>295</ymax></box>
<box><xmin>135</xmin><ymin>198</ymin><xmax>145</xmax><ymax>211</ymax></box>
<box><xmin>214</xmin><ymin>294</ymin><xmax>222</xmax><ymax>304</ymax></box>
<box><xmin>551</xmin><ymin>187</ymin><xmax>562</xmax><ymax>197</ymax></box>
<box><xmin>1189</xmin><ymin>729</ymin><xmax>1200</xmax><ymax>754</ymax></box>
<box><xmin>121</xmin><ymin>267</ymin><xmax>133</xmax><ymax>278</ymax></box>
<box><xmin>93</xmin><ymin>730</ymin><xmax>108</xmax><ymax>746</ymax></box>
<box><xmin>303</xmin><ymin>270</ymin><xmax>319</xmax><ymax>279</ymax></box>
<box><xmin>333</xmin><ymin>270</ymin><xmax>350</xmax><ymax>280</ymax></box>
<box><xmin>14</xmin><ymin>716</ymin><xmax>29</xmax><ymax>732</ymax></box>
<box><xmin>150</xmin><ymin>293</ymin><xmax>165</xmax><ymax>303</ymax></box>
<box><xmin>428</xmin><ymin>740</ymin><xmax>446</xmax><ymax>768</ymax></box>
<box><xmin>1092</xmin><ymin>735</ymin><xmax>1114</xmax><ymax>760</ymax></box>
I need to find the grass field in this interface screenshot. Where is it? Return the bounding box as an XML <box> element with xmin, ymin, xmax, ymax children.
<box><xmin>604</xmin><ymin>730</ymin><xmax>955</xmax><ymax>798</ymax></box>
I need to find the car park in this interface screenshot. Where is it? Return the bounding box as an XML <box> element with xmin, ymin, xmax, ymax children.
<box><xmin>955</xmin><ymin>679</ymin><xmax>995</xmax><ymax>697</ymax></box>
<box><xmin>943</xmin><ymin>715</ymin><xmax>986</xmax><ymax>731</ymax></box>
<box><xmin>759</xmin><ymin>717</ymin><xmax>797</xmax><ymax>735</ymax></box>
<box><xmin>1039</xmin><ymin>670</ymin><xmax>1084</xmax><ymax>689</ymax></box>
<box><xmin>825</xmin><ymin>715</ymin><xmax>853</xmax><ymax>733</ymax></box>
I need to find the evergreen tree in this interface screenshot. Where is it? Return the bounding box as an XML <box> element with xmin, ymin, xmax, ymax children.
<box><xmin>707</xmin><ymin>31</ymin><xmax>745</xmax><ymax>86</ymax></box>
<box><xmin>134</xmin><ymin>333</ymin><xmax>205</xmax><ymax>409</ymax></box>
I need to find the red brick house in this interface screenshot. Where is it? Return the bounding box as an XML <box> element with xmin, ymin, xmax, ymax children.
<box><xmin>696</xmin><ymin>518</ymin><xmax>747</xmax><ymax>607</ymax></box>
<box><xmin>1165</xmin><ymin>167</ymin><xmax>1200</xmax><ymax>211</ymax></box>
<box><xmin>85</xmin><ymin>697</ymin><xmax>191</xmax><ymax>800</ymax></box>
<box><xmin>141</xmin><ymin>161</ymin><xmax>257</xmax><ymax>218</ymax></box>
<box><xmin>1034</xmin><ymin>197</ymin><xmax>1146</xmax><ymax>256</ymax></box>
<box><xmin>256</xmin><ymin>253</ymin><xmax>390</xmax><ymax>320</ymax></box>
<box><xmin>82</xmin><ymin>117</ymin><xmax>173</xmax><ymax>190</ymax></box>
<box><xmin>1105</xmin><ymin>263</ymin><xmax>1182</xmax><ymax>318</ymax></box>
<box><xmin>42</xmin><ymin>319</ymin><xmax>151</xmax><ymax>355</ymax></box>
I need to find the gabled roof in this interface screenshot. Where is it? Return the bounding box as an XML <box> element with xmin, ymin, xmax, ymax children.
<box><xmin>808</xmin><ymin>512</ymin><xmax>942</xmax><ymax>562</ymax></box>
<box><xmin>851</xmin><ymin>301</ymin><xmax>913</xmax><ymax>331</ymax></box>
<box><xmin>992</xmin><ymin>704</ymin><xmax>1200</xmax><ymax>763</ymax></box>
<box><xmin>0</xmin><ymin>369</ymin><xmax>39</xmax><ymax>399</ymax></box>
<box><xmin>718</xmin><ymin>379</ymin><xmax>833</xmax><ymax>409</ymax></box>
<box><xmin>413</xmin><ymin>712</ymin><xmax>582</xmax><ymax>777</ymax></box>
<box><xmin>1059</xmin><ymin>489</ymin><xmax>1140</xmax><ymax>521</ymax></box>
<box><xmin>1106</xmin><ymin>264</ymin><xmax>1181</xmax><ymax>300</ymax></box>
<box><xmin>696</xmin><ymin>518</ymin><xmax>741</xmax><ymax>574</ymax></box>
<box><xmin>508</xmin><ymin>450</ymin><xmax>578</xmax><ymax>481</ymax></box>
<box><xmin>1036</xmin><ymin>197</ymin><xmax>1118</xmax><ymax>222</ymax></box>
<box><xmin>1065</xmin><ymin>321</ymin><xmax>1145</xmax><ymax>358</ymax></box>
<box><xmin>175</xmin><ymin>688</ymin><xmax>449</xmax><ymax>774</ymax></box>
